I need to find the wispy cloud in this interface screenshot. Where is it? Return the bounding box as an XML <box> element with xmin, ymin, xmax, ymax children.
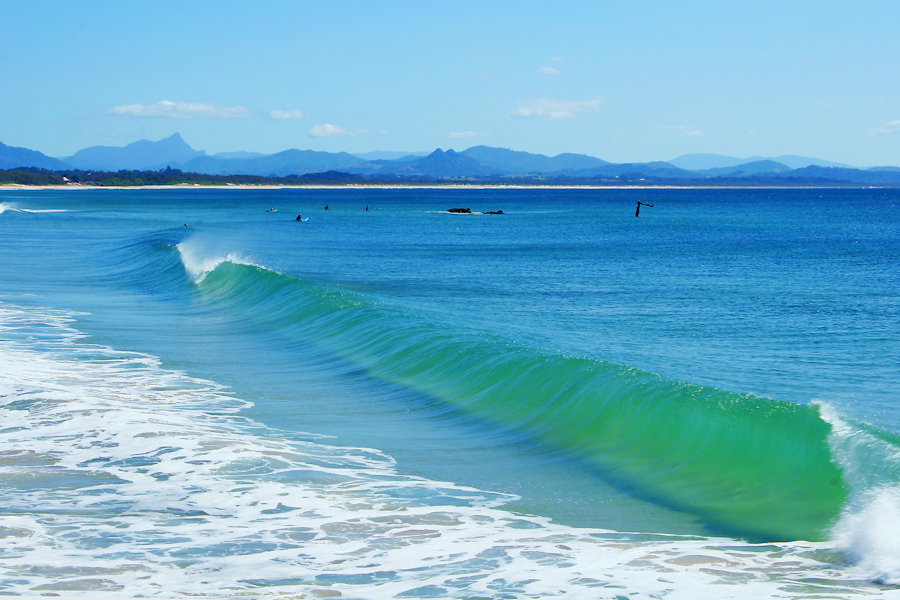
<box><xmin>872</xmin><ymin>119</ymin><xmax>900</xmax><ymax>135</ymax></box>
<box><xmin>108</xmin><ymin>100</ymin><xmax>250</xmax><ymax>119</ymax></box>
<box><xmin>661</xmin><ymin>125</ymin><xmax>703</xmax><ymax>137</ymax></box>
<box><xmin>448</xmin><ymin>131</ymin><xmax>488</xmax><ymax>139</ymax></box>
<box><xmin>309</xmin><ymin>124</ymin><xmax>351</xmax><ymax>137</ymax></box>
<box><xmin>309</xmin><ymin>124</ymin><xmax>387</xmax><ymax>138</ymax></box>
<box><xmin>512</xmin><ymin>98</ymin><xmax>600</xmax><ymax>119</ymax></box>
<box><xmin>550</xmin><ymin>56</ymin><xmax>564</xmax><ymax>62</ymax></box>
<box><xmin>540</xmin><ymin>66</ymin><xmax>561</xmax><ymax>75</ymax></box>
<box><xmin>269</xmin><ymin>109</ymin><xmax>304</xmax><ymax>120</ymax></box>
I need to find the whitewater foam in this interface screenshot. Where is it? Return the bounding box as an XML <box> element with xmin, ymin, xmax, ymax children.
<box><xmin>1</xmin><ymin>302</ymin><xmax>895</xmax><ymax>598</ymax></box>
<box><xmin>176</xmin><ymin>238</ymin><xmax>266</xmax><ymax>283</ymax></box>
<box><xmin>0</xmin><ymin>202</ymin><xmax>66</xmax><ymax>214</ymax></box>
<box><xmin>833</xmin><ymin>486</ymin><xmax>900</xmax><ymax>584</ymax></box>
<box><xmin>820</xmin><ymin>402</ymin><xmax>900</xmax><ymax>584</ymax></box>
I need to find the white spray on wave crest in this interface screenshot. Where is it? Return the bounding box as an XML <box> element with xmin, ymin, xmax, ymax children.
<box><xmin>819</xmin><ymin>402</ymin><xmax>900</xmax><ymax>584</ymax></box>
<box><xmin>176</xmin><ymin>237</ymin><xmax>266</xmax><ymax>283</ymax></box>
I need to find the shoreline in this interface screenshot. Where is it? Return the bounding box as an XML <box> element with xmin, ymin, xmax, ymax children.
<box><xmin>0</xmin><ymin>182</ymin><xmax>879</xmax><ymax>191</ymax></box>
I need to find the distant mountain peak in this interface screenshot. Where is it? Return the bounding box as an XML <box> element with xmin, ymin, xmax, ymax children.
<box><xmin>63</xmin><ymin>133</ymin><xmax>206</xmax><ymax>171</ymax></box>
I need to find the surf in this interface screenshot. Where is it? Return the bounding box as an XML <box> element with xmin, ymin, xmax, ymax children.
<box><xmin>179</xmin><ymin>248</ymin><xmax>863</xmax><ymax>542</ymax></box>
<box><xmin>1</xmin><ymin>300</ymin><xmax>873</xmax><ymax>598</ymax></box>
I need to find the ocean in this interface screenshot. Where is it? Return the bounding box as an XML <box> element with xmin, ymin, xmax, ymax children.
<box><xmin>1</xmin><ymin>187</ymin><xmax>899</xmax><ymax>598</ymax></box>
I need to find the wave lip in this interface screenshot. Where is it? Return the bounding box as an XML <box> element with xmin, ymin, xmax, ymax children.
<box><xmin>176</xmin><ymin>238</ymin><xmax>267</xmax><ymax>283</ymax></box>
<box><xmin>823</xmin><ymin>403</ymin><xmax>900</xmax><ymax>583</ymax></box>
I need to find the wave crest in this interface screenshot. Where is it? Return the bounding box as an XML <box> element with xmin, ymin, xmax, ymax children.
<box><xmin>176</xmin><ymin>238</ymin><xmax>266</xmax><ymax>283</ymax></box>
<box><xmin>821</xmin><ymin>403</ymin><xmax>900</xmax><ymax>583</ymax></box>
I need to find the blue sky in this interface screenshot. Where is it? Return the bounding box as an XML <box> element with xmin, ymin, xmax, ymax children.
<box><xmin>2</xmin><ymin>1</ymin><xmax>898</xmax><ymax>166</ymax></box>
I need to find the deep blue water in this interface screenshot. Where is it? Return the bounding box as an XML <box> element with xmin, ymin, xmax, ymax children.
<box><xmin>1</xmin><ymin>187</ymin><xmax>899</xmax><ymax>597</ymax></box>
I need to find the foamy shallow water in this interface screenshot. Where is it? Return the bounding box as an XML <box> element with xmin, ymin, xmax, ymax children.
<box><xmin>1</xmin><ymin>302</ymin><xmax>895</xmax><ymax>599</ymax></box>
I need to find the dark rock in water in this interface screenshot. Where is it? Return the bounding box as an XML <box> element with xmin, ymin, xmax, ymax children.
<box><xmin>448</xmin><ymin>208</ymin><xmax>471</xmax><ymax>213</ymax></box>
<box><xmin>485</xmin><ymin>210</ymin><xmax>504</xmax><ymax>215</ymax></box>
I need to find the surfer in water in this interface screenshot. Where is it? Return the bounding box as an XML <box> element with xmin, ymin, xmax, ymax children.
<box><xmin>635</xmin><ymin>201</ymin><xmax>654</xmax><ymax>217</ymax></box>
<box><xmin>295</xmin><ymin>213</ymin><xmax>302</xmax><ymax>222</ymax></box>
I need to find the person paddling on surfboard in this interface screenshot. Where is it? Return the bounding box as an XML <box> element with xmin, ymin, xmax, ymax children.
<box><xmin>296</xmin><ymin>213</ymin><xmax>302</xmax><ymax>221</ymax></box>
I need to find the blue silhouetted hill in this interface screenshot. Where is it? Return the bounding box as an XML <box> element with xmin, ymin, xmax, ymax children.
<box><xmin>63</xmin><ymin>133</ymin><xmax>205</xmax><ymax>171</ymax></box>
<box><xmin>557</xmin><ymin>161</ymin><xmax>698</xmax><ymax>180</ymax></box>
<box><xmin>773</xmin><ymin>165</ymin><xmax>900</xmax><ymax>184</ymax></box>
<box><xmin>461</xmin><ymin>146</ymin><xmax>610</xmax><ymax>174</ymax></box>
<box><xmin>368</xmin><ymin>149</ymin><xmax>502</xmax><ymax>178</ymax></box>
<box><xmin>0</xmin><ymin>141</ymin><xmax>70</xmax><ymax>170</ymax></box>
<box><xmin>670</xmin><ymin>153</ymin><xmax>856</xmax><ymax>171</ymax></box>
<box><xmin>698</xmin><ymin>160</ymin><xmax>793</xmax><ymax>177</ymax></box>
<box><xmin>177</xmin><ymin>149</ymin><xmax>363</xmax><ymax>177</ymax></box>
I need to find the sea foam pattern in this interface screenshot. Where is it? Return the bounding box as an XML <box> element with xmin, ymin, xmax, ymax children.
<box><xmin>0</xmin><ymin>301</ymin><xmax>893</xmax><ymax>599</ymax></box>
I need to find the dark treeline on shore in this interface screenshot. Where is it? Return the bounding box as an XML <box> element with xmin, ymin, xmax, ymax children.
<box><xmin>1</xmin><ymin>166</ymin><xmax>898</xmax><ymax>188</ymax></box>
<box><xmin>0</xmin><ymin>167</ymin><xmax>363</xmax><ymax>187</ymax></box>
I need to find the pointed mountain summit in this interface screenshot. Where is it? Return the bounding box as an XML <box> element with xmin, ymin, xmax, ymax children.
<box><xmin>63</xmin><ymin>133</ymin><xmax>206</xmax><ymax>171</ymax></box>
<box><xmin>0</xmin><ymin>140</ymin><xmax>70</xmax><ymax>170</ymax></box>
<box><xmin>386</xmin><ymin>148</ymin><xmax>501</xmax><ymax>178</ymax></box>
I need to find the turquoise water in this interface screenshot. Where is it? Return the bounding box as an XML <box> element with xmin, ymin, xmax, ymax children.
<box><xmin>1</xmin><ymin>188</ymin><xmax>899</xmax><ymax>597</ymax></box>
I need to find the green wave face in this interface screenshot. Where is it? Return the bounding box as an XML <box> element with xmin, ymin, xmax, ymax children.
<box><xmin>196</xmin><ymin>260</ymin><xmax>848</xmax><ymax>542</ymax></box>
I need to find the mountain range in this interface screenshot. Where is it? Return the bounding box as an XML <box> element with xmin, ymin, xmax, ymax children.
<box><xmin>2</xmin><ymin>134</ymin><xmax>899</xmax><ymax>185</ymax></box>
<box><xmin>667</xmin><ymin>153</ymin><xmax>855</xmax><ymax>171</ymax></box>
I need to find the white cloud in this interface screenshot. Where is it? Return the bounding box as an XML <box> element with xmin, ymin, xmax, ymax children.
<box><xmin>269</xmin><ymin>109</ymin><xmax>304</xmax><ymax>120</ymax></box>
<box><xmin>661</xmin><ymin>125</ymin><xmax>703</xmax><ymax>137</ymax></box>
<box><xmin>541</xmin><ymin>66</ymin><xmax>561</xmax><ymax>75</ymax></box>
<box><xmin>872</xmin><ymin>120</ymin><xmax>900</xmax><ymax>135</ymax></box>
<box><xmin>309</xmin><ymin>123</ymin><xmax>351</xmax><ymax>137</ymax></box>
<box><xmin>448</xmin><ymin>131</ymin><xmax>488</xmax><ymax>139</ymax></box>
<box><xmin>108</xmin><ymin>100</ymin><xmax>250</xmax><ymax>119</ymax></box>
<box><xmin>550</xmin><ymin>56</ymin><xmax>564</xmax><ymax>62</ymax></box>
<box><xmin>309</xmin><ymin>124</ymin><xmax>388</xmax><ymax>138</ymax></box>
<box><xmin>512</xmin><ymin>98</ymin><xmax>600</xmax><ymax>119</ymax></box>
